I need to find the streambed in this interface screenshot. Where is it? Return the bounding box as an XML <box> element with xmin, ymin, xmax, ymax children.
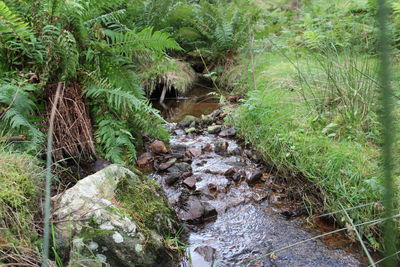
<box><xmin>145</xmin><ymin>87</ymin><xmax>365</xmax><ymax>266</ymax></box>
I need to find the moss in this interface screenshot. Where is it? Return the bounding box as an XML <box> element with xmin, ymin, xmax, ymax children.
<box><xmin>0</xmin><ymin>152</ymin><xmax>42</xmax><ymax>248</ymax></box>
<box><xmin>115</xmin><ymin>174</ymin><xmax>176</xmax><ymax>237</ymax></box>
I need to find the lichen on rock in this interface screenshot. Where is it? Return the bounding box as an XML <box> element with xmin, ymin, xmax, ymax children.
<box><xmin>52</xmin><ymin>164</ymin><xmax>178</xmax><ymax>266</ymax></box>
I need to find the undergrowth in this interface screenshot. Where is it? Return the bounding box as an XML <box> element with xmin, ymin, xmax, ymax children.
<box><xmin>231</xmin><ymin>52</ymin><xmax>399</xmax><ymax>251</ymax></box>
<box><xmin>0</xmin><ymin>149</ymin><xmax>43</xmax><ymax>264</ymax></box>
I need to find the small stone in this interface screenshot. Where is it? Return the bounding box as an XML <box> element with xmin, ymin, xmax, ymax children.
<box><xmin>158</xmin><ymin>158</ymin><xmax>177</xmax><ymax>171</ymax></box>
<box><xmin>230</xmin><ymin>147</ymin><xmax>242</xmax><ymax>156</ymax></box>
<box><xmin>247</xmin><ymin>170</ymin><xmax>263</xmax><ymax>185</ymax></box>
<box><xmin>168</xmin><ymin>162</ymin><xmax>192</xmax><ymax>173</ymax></box>
<box><xmin>178</xmin><ymin>115</ymin><xmax>197</xmax><ymax>128</ymax></box>
<box><xmin>189</xmin><ymin>120</ymin><xmax>197</xmax><ymax>128</ymax></box>
<box><xmin>183</xmin><ymin>176</ymin><xmax>197</xmax><ymax>189</ymax></box>
<box><xmin>187</xmin><ymin>146</ymin><xmax>202</xmax><ymax>157</ymax></box>
<box><xmin>194</xmin><ymin>246</ymin><xmax>216</xmax><ymax>263</ymax></box>
<box><xmin>171</xmin><ymin>152</ymin><xmax>184</xmax><ymax>159</ymax></box>
<box><xmin>185</xmin><ymin>127</ymin><xmax>196</xmax><ymax>134</ymax></box>
<box><xmin>165</xmin><ymin>173</ymin><xmax>180</xmax><ymax>186</ymax></box>
<box><xmin>207</xmin><ymin>125</ymin><xmax>222</xmax><ymax>134</ymax></box>
<box><xmin>175</xmin><ymin>129</ymin><xmax>185</xmax><ymax>136</ymax></box>
<box><xmin>232</xmin><ymin>170</ymin><xmax>246</xmax><ymax>182</ymax></box>
<box><xmin>150</xmin><ymin>140</ymin><xmax>168</xmax><ymax>154</ymax></box>
<box><xmin>208</xmin><ymin>183</ymin><xmax>217</xmax><ymax>192</ymax></box>
<box><xmin>136</xmin><ymin>152</ymin><xmax>153</xmax><ymax>166</ymax></box>
<box><xmin>215</xmin><ymin>141</ymin><xmax>229</xmax><ymax>155</ymax></box>
<box><xmin>201</xmin><ymin>114</ymin><xmax>213</xmax><ymax>124</ymax></box>
<box><xmin>219</xmin><ymin>128</ymin><xmax>236</xmax><ymax>137</ymax></box>
<box><xmin>202</xmin><ymin>202</ymin><xmax>217</xmax><ymax>220</ymax></box>
<box><xmin>209</xmin><ymin>109</ymin><xmax>222</xmax><ymax>119</ymax></box>
<box><xmin>224</xmin><ymin>167</ymin><xmax>237</xmax><ymax>178</ymax></box>
<box><xmin>179</xmin><ymin>196</ymin><xmax>204</xmax><ymax>222</ymax></box>
<box><xmin>202</xmin><ymin>143</ymin><xmax>213</xmax><ymax>153</ymax></box>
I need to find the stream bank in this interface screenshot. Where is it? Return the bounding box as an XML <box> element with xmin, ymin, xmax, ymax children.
<box><xmin>139</xmin><ymin>87</ymin><xmax>367</xmax><ymax>266</ymax></box>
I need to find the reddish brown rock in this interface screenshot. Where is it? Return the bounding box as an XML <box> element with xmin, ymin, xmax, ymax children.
<box><xmin>202</xmin><ymin>143</ymin><xmax>214</xmax><ymax>153</ymax></box>
<box><xmin>150</xmin><ymin>140</ymin><xmax>168</xmax><ymax>154</ymax></box>
<box><xmin>219</xmin><ymin>128</ymin><xmax>237</xmax><ymax>137</ymax></box>
<box><xmin>183</xmin><ymin>176</ymin><xmax>197</xmax><ymax>189</ymax></box>
<box><xmin>136</xmin><ymin>152</ymin><xmax>153</xmax><ymax>166</ymax></box>
<box><xmin>187</xmin><ymin>146</ymin><xmax>202</xmax><ymax>157</ymax></box>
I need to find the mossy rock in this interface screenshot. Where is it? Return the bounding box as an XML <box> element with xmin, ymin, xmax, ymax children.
<box><xmin>52</xmin><ymin>164</ymin><xmax>178</xmax><ymax>266</ymax></box>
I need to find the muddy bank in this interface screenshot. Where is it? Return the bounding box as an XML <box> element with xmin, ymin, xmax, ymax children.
<box><xmin>137</xmin><ymin>104</ymin><xmax>366</xmax><ymax>266</ymax></box>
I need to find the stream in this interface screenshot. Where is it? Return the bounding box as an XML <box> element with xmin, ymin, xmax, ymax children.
<box><xmin>147</xmin><ymin>85</ymin><xmax>365</xmax><ymax>266</ymax></box>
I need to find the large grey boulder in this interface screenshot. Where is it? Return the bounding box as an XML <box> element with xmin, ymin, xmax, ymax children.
<box><xmin>52</xmin><ymin>165</ymin><xmax>177</xmax><ymax>266</ymax></box>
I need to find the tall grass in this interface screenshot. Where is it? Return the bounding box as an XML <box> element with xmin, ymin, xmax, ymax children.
<box><xmin>296</xmin><ymin>49</ymin><xmax>379</xmax><ymax>141</ymax></box>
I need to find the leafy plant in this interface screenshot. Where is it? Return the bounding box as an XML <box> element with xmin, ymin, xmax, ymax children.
<box><xmin>0</xmin><ymin>82</ymin><xmax>42</xmax><ymax>142</ymax></box>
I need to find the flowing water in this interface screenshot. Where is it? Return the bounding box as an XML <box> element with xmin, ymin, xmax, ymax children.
<box><xmin>148</xmin><ymin>86</ymin><xmax>366</xmax><ymax>266</ymax></box>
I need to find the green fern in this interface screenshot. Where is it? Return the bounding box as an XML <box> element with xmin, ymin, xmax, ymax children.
<box><xmin>106</xmin><ymin>27</ymin><xmax>181</xmax><ymax>57</ymax></box>
<box><xmin>0</xmin><ymin>82</ymin><xmax>42</xmax><ymax>141</ymax></box>
<box><xmin>94</xmin><ymin>116</ymin><xmax>136</xmax><ymax>163</ymax></box>
<box><xmin>83</xmin><ymin>70</ymin><xmax>168</xmax><ymax>162</ymax></box>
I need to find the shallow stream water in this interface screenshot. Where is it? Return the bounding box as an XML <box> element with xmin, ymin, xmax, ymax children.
<box><xmin>148</xmin><ymin>86</ymin><xmax>365</xmax><ymax>266</ymax></box>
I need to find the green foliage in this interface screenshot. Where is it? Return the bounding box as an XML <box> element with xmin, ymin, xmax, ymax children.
<box><xmin>296</xmin><ymin>49</ymin><xmax>380</xmax><ymax>141</ymax></box>
<box><xmin>0</xmin><ymin>151</ymin><xmax>42</xmax><ymax>249</ymax></box>
<box><xmin>0</xmin><ymin>81</ymin><xmax>43</xmax><ymax>142</ymax></box>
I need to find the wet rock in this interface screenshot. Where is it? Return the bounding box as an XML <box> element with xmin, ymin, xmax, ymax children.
<box><xmin>202</xmin><ymin>143</ymin><xmax>214</xmax><ymax>153</ymax></box>
<box><xmin>174</xmin><ymin>129</ymin><xmax>185</xmax><ymax>136</ymax></box>
<box><xmin>158</xmin><ymin>158</ymin><xmax>176</xmax><ymax>171</ymax></box>
<box><xmin>194</xmin><ymin>246</ymin><xmax>216</xmax><ymax>263</ymax></box>
<box><xmin>247</xmin><ymin>170</ymin><xmax>263</xmax><ymax>185</ymax></box>
<box><xmin>207</xmin><ymin>183</ymin><xmax>217</xmax><ymax>192</ymax></box>
<box><xmin>215</xmin><ymin>140</ymin><xmax>229</xmax><ymax>155</ymax></box>
<box><xmin>219</xmin><ymin>128</ymin><xmax>236</xmax><ymax>137</ymax></box>
<box><xmin>183</xmin><ymin>176</ymin><xmax>197</xmax><ymax>190</ymax></box>
<box><xmin>179</xmin><ymin>115</ymin><xmax>197</xmax><ymax>128</ymax></box>
<box><xmin>202</xmin><ymin>202</ymin><xmax>217</xmax><ymax>220</ymax></box>
<box><xmin>195</xmin><ymin>160</ymin><xmax>208</xmax><ymax>167</ymax></box>
<box><xmin>52</xmin><ymin>165</ymin><xmax>176</xmax><ymax>266</ymax></box>
<box><xmin>165</xmin><ymin>173</ymin><xmax>180</xmax><ymax>186</ymax></box>
<box><xmin>171</xmin><ymin>152</ymin><xmax>184</xmax><ymax>159</ymax></box>
<box><xmin>207</xmin><ymin>125</ymin><xmax>222</xmax><ymax>134</ymax></box>
<box><xmin>209</xmin><ymin>109</ymin><xmax>222</xmax><ymax>119</ymax></box>
<box><xmin>224</xmin><ymin>167</ymin><xmax>237</xmax><ymax>178</ymax></box>
<box><xmin>185</xmin><ymin>127</ymin><xmax>196</xmax><ymax>134</ymax></box>
<box><xmin>168</xmin><ymin>192</ymin><xmax>182</xmax><ymax>206</ymax></box>
<box><xmin>150</xmin><ymin>140</ymin><xmax>168</xmax><ymax>154</ymax></box>
<box><xmin>189</xmin><ymin>120</ymin><xmax>197</xmax><ymax>128</ymax></box>
<box><xmin>182</xmin><ymin>172</ymin><xmax>193</xmax><ymax>179</ymax></box>
<box><xmin>229</xmin><ymin>147</ymin><xmax>242</xmax><ymax>156</ymax></box>
<box><xmin>168</xmin><ymin>162</ymin><xmax>192</xmax><ymax>173</ymax></box>
<box><xmin>252</xmin><ymin>189</ymin><xmax>270</xmax><ymax>202</ymax></box>
<box><xmin>187</xmin><ymin>146</ymin><xmax>202</xmax><ymax>157</ymax></box>
<box><xmin>136</xmin><ymin>152</ymin><xmax>153</xmax><ymax>167</ymax></box>
<box><xmin>179</xmin><ymin>196</ymin><xmax>204</xmax><ymax>222</ymax></box>
<box><xmin>201</xmin><ymin>114</ymin><xmax>213</xmax><ymax>125</ymax></box>
<box><xmin>232</xmin><ymin>170</ymin><xmax>246</xmax><ymax>183</ymax></box>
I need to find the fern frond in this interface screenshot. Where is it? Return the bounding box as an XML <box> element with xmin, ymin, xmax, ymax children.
<box><xmin>106</xmin><ymin>27</ymin><xmax>181</xmax><ymax>57</ymax></box>
<box><xmin>0</xmin><ymin>82</ymin><xmax>42</xmax><ymax>141</ymax></box>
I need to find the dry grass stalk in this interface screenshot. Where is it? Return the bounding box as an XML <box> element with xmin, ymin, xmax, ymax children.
<box><xmin>44</xmin><ymin>83</ymin><xmax>96</xmax><ymax>162</ymax></box>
